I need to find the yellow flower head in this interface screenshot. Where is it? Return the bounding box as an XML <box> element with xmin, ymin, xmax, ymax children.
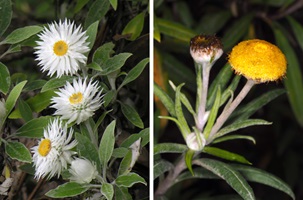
<box><xmin>229</xmin><ymin>39</ymin><xmax>287</xmax><ymax>83</ymax></box>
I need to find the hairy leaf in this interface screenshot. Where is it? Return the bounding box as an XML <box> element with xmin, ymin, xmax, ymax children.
<box><xmin>194</xmin><ymin>158</ymin><xmax>255</xmax><ymax>200</ymax></box>
<box><xmin>154</xmin><ymin>143</ymin><xmax>187</xmax><ymax>155</ymax></box>
<box><xmin>46</xmin><ymin>182</ymin><xmax>88</xmax><ymax>198</ymax></box>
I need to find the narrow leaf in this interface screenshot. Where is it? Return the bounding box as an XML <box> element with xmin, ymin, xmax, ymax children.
<box><xmin>118</xmin><ymin>149</ymin><xmax>132</xmax><ymax>175</ymax></box>
<box><xmin>174</xmin><ymin>168</ymin><xmax>218</xmax><ymax>184</ymax></box>
<box><xmin>122</xmin><ymin>12</ymin><xmax>145</xmax><ymax>41</ymax></box>
<box><xmin>162</xmin><ymin>52</ymin><xmax>196</xmax><ymax>92</ymax></box>
<box><xmin>273</xmin><ymin>24</ymin><xmax>303</xmax><ymax>127</ymax></box>
<box><xmin>5</xmin><ymin>141</ymin><xmax>31</xmax><ymax>163</ymax></box>
<box><xmin>169</xmin><ymin>81</ymin><xmax>195</xmax><ymax>116</ymax></box>
<box><xmin>0</xmin><ymin>62</ymin><xmax>10</xmax><ymax>94</ymax></box>
<box><xmin>287</xmin><ymin>16</ymin><xmax>303</xmax><ymax>52</ymax></box>
<box><xmin>194</xmin><ymin>158</ymin><xmax>255</xmax><ymax>200</ymax></box>
<box><xmin>86</xmin><ymin>20</ymin><xmax>99</xmax><ymax>50</ymax></box>
<box><xmin>154</xmin><ymin>83</ymin><xmax>176</xmax><ymax>116</ymax></box>
<box><xmin>231</xmin><ymin>89</ymin><xmax>285</xmax><ymax>122</ymax></box>
<box><xmin>185</xmin><ymin>149</ymin><xmax>195</xmax><ymax>175</ymax></box>
<box><xmin>0</xmin><ymin>0</ymin><xmax>12</xmax><ymax>37</ymax></box>
<box><xmin>109</xmin><ymin>0</ymin><xmax>117</xmax><ymax>10</ymax></box>
<box><xmin>16</xmin><ymin>116</ymin><xmax>53</xmax><ymax>138</ymax></box>
<box><xmin>99</xmin><ymin>120</ymin><xmax>116</xmax><ymax>169</ymax></box>
<box><xmin>100</xmin><ymin>53</ymin><xmax>132</xmax><ymax>75</ymax></box>
<box><xmin>213</xmin><ymin>135</ymin><xmax>256</xmax><ymax>144</ymax></box>
<box><xmin>154</xmin><ymin>159</ymin><xmax>174</xmax><ymax>180</ymax></box>
<box><xmin>120</xmin><ymin>128</ymin><xmax>149</xmax><ymax>148</ymax></box>
<box><xmin>101</xmin><ymin>182</ymin><xmax>114</xmax><ymax>200</ymax></box>
<box><xmin>41</xmin><ymin>76</ymin><xmax>74</xmax><ymax>92</ymax></box>
<box><xmin>214</xmin><ymin>119</ymin><xmax>272</xmax><ymax>139</ymax></box>
<box><xmin>46</xmin><ymin>182</ymin><xmax>88</xmax><ymax>198</ymax></box>
<box><xmin>154</xmin><ymin>143</ymin><xmax>187</xmax><ymax>155</ymax></box>
<box><xmin>24</xmin><ymin>79</ymin><xmax>47</xmax><ymax>91</ymax></box>
<box><xmin>29</xmin><ymin>90</ymin><xmax>55</xmax><ymax>113</ymax></box>
<box><xmin>112</xmin><ymin>147</ymin><xmax>128</xmax><ymax>158</ymax></box>
<box><xmin>103</xmin><ymin>90</ymin><xmax>116</xmax><ymax>107</ymax></box>
<box><xmin>232</xmin><ymin>164</ymin><xmax>295</xmax><ymax>200</ymax></box>
<box><xmin>9</xmin><ymin>90</ymin><xmax>55</xmax><ymax>119</ymax></box>
<box><xmin>93</xmin><ymin>42</ymin><xmax>115</xmax><ymax>65</ymax></box>
<box><xmin>204</xmin><ymin>87</ymin><xmax>221</xmax><ymax>139</ymax></box>
<box><xmin>119</xmin><ymin>58</ymin><xmax>149</xmax><ymax>89</ymax></box>
<box><xmin>120</xmin><ymin>102</ymin><xmax>144</xmax><ymax>129</ymax></box>
<box><xmin>203</xmin><ymin>147</ymin><xmax>251</xmax><ymax>165</ymax></box>
<box><xmin>156</xmin><ymin>17</ymin><xmax>197</xmax><ymax>43</ymax></box>
<box><xmin>75</xmin><ymin>133</ymin><xmax>101</xmax><ymax>169</ymax></box>
<box><xmin>114</xmin><ymin>186</ymin><xmax>132</xmax><ymax>200</ymax></box>
<box><xmin>5</xmin><ymin>80</ymin><xmax>27</xmax><ymax>117</ymax></box>
<box><xmin>175</xmin><ymin>84</ymin><xmax>191</xmax><ymax>136</ymax></box>
<box><xmin>93</xmin><ymin>109</ymin><xmax>112</xmax><ymax>133</ymax></box>
<box><xmin>196</xmin><ymin>10</ymin><xmax>232</xmax><ymax>34</ymax></box>
<box><xmin>207</xmin><ymin>63</ymin><xmax>233</xmax><ymax>109</ymax></box>
<box><xmin>220</xmin><ymin>75</ymin><xmax>241</xmax><ymax>107</ymax></box>
<box><xmin>115</xmin><ymin>173</ymin><xmax>147</xmax><ymax>187</ymax></box>
<box><xmin>18</xmin><ymin>99</ymin><xmax>33</xmax><ymax>122</ymax></box>
<box><xmin>85</xmin><ymin>0</ymin><xmax>109</xmax><ymax>29</ymax></box>
<box><xmin>1</xmin><ymin>26</ymin><xmax>43</xmax><ymax>44</ymax></box>
<box><xmin>73</xmin><ymin>0</ymin><xmax>90</xmax><ymax>13</ymax></box>
<box><xmin>222</xmin><ymin>14</ymin><xmax>254</xmax><ymax>50</ymax></box>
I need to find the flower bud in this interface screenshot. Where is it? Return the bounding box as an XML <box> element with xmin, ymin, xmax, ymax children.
<box><xmin>190</xmin><ymin>35</ymin><xmax>223</xmax><ymax>65</ymax></box>
<box><xmin>69</xmin><ymin>158</ymin><xmax>98</xmax><ymax>184</ymax></box>
<box><xmin>185</xmin><ymin>132</ymin><xmax>206</xmax><ymax>151</ymax></box>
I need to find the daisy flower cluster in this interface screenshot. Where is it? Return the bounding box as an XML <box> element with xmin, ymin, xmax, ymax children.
<box><xmin>32</xmin><ymin>19</ymin><xmax>103</xmax><ymax>181</ymax></box>
<box><xmin>31</xmin><ymin>119</ymin><xmax>98</xmax><ymax>182</ymax></box>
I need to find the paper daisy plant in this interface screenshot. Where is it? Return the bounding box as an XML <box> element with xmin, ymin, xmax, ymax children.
<box><xmin>51</xmin><ymin>78</ymin><xmax>103</xmax><ymax>125</ymax></box>
<box><xmin>31</xmin><ymin>118</ymin><xmax>78</xmax><ymax>180</ymax></box>
<box><xmin>154</xmin><ymin>36</ymin><xmax>294</xmax><ymax>199</ymax></box>
<box><xmin>35</xmin><ymin>19</ymin><xmax>89</xmax><ymax>77</ymax></box>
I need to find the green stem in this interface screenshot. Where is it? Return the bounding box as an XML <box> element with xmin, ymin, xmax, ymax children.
<box><xmin>84</xmin><ymin>120</ymin><xmax>98</xmax><ymax>148</ymax></box>
<box><xmin>96</xmin><ymin>174</ymin><xmax>105</xmax><ymax>184</ymax></box>
<box><xmin>88</xmin><ymin>184</ymin><xmax>102</xmax><ymax>188</ymax></box>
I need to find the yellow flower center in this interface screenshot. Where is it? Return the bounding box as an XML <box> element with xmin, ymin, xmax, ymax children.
<box><xmin>69</xmin><ymin>92</ymin><xmax>83</xmax><ymax>105</ymax></box>
<box><xmin>53</xmin><ymin>40</ymin><xmax>68</xmax><ymax>56</ymax></box>
<box><xmin>38</xmin><ymin>139</ymin><xmax>52</xmax><ymax>157</ymax></box>
<box><xmin>228</xmin><ymin>39</ymin><xmax>287</xmax><ymax>83</ymax></box>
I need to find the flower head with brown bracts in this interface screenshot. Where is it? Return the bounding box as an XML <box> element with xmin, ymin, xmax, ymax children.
<box><xmin>190</xmin><ymin>35</ymin><xmax>223</xmax><ymax>65</ymax></box>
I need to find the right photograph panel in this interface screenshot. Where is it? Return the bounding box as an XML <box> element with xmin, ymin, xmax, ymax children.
<box><xmin>154</xmin><ymin>1</ymin><xmax>301</xmax><ymax>199</ymax></box>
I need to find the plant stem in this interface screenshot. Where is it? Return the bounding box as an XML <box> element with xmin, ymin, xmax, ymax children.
<box><xmin>207</xmin><ymin>79</ymin><xmax>255</xmax><ymax>143</ymax></box>
<box><xmin>155</xmin><ymin>156</ymin><xmax>187</xmax><ymax>197</ymax></box>
<box><xmin>196</xmin><ymin>64</ymin><xmax>211</xmax><ymax>131</ymax></box>
<box><xmin>84</xmin><ymin>120</ymin><xmax>98</xmax><ymax>148</ymax></box>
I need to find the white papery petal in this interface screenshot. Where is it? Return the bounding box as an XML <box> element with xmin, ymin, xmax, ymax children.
<box><xmin>34</xmin><ymin>19</ymin><xmax>89</xmax><ymax>77</ymax></box>
<box><xmin>51</xmin><ymin>78</ymin><xmax>103</xmax><ymax>124</ymax></box>
<box><xmin>31</xmin><ymin>118</ymin><xmax>77</xmax><ymax>180</ymax></box>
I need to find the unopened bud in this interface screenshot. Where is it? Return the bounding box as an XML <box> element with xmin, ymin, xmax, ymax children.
<box><xmin>185</xmin><ymin>132</ymin><xmax>206</xmax><ymax>151</ymax></box>
<box><xmin>190</xmin><ymin>35</ymin><xmax>223</xmax><ymax>65</ymax></box>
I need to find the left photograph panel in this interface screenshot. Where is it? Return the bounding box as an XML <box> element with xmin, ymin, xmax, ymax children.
<box><xmin>0</xmin><ymin>0</ymin><xmax>149</xmax><ymax>199</ymax></box>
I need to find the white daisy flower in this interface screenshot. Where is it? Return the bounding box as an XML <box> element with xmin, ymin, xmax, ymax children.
<box><xmin>69</xmin><ymin>158</ymin><xmax>98</xmax><ymax>184</ymax></box>
<box><xmin>31</xmin><ymin>118</ymin><xmax>78</xmax><ymax>180</ymax></box>
<box><xmin>51</xmin><ymin>78</ymin><xmax>103</xmax><ymax>124</ymax></box>
<box><xmin>35</xmin><ymin>19</ymin><xmax>89</xmax><ymax>77</ymax></box>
